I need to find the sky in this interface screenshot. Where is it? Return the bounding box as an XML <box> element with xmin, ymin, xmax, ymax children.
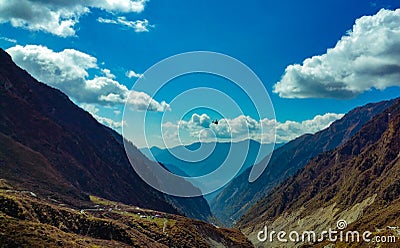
<box><xmin>1</xmin><ymin>0</ymin><xmax>400</xmax><ymax>148</ymax></box>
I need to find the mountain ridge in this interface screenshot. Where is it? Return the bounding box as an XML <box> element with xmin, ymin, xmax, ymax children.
<box><xmin>211</xmin><ymin>97</ymin><xmax>398</xmax><ymax>226</ymax></box>
<box><xmin>0</xmin><ymin>178</ymin><xmax>252</xmax><ymax>247</ymax></box>
<box><xmin>0</xmin><ymin>48</ymin><xmax>212</xmax><ymax>222</ymax></box>
<box><xmin>236</xmin><ymin>98</ymin><xmax>400</xmax><ymax>247</ymax></box>
<box><xmin>141</xmin><ymin>139</ymin><xmax>277</xmax><ymax>202</ymax></box>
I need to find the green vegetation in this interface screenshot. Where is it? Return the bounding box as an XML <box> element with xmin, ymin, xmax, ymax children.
<box><xmin>89</xmin><ymin>195</ymin><xmax>116</xmax><ymax>206</ymax></box>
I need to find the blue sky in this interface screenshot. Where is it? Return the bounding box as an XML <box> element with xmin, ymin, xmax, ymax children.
<box><xmin>1</xmin><ymin>0</ymin><xmax>400</xmax><ymax>148</ymax></box>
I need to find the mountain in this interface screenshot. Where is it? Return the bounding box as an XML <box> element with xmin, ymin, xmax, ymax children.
<box><xmin>142</xmin><ymin>140</ymin><xmax>276</xmax><ymax>177</ymax></box>
<box><xmin>141</xmin><ymin>140</ymin><xmax>278</xmax><ymax>202</ymax></box>
<box><xmin>123</xmin><ymin>141</ymin><xmax>215</xmax><ymax>222</ymax></box>
<box><xmin>0</xmin><ymin>48</ymin><xmax>211</xmax><ymax>222</ymax></box>
<box><xmin>0</xmin><ymin>179</ymin><xmax>252</xmax><ymax>247</ymax></box>
<box><xmin>237</xmin><ymin>98</ymin><xmax>400</xmax><ymax>247</ymax></box>
<box><xmin>210</xmin><ymin>98</ymin><xmax>398</xmax><ymax>226</ymax></box>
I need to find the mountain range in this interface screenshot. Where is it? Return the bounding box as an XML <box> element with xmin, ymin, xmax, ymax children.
<box><xmin>237</xmin><ymin>96</ymin><xmax>400</xmax><ymax>247</ymax></box>
<box><xmin>0</xmin><ymin>48</ymin><xmax>253</xmax><ymax>246</ymax></box>
<box><xmin>2</xmin><ymin>45</ymin><xmax>400</xmax><ymax>247</ymax></box>
<box><xmin>210</xmin><ymin>98</ymin><xmax>398</xmax><ymax>226</ymax></box>
<box><xmin>141</xmin><ymin>140</ymin><xmax>280</xmax><ymax>201</ymax></box>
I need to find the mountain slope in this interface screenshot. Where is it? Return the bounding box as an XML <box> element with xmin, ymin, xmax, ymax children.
<box><xmin>0</xmin><ymin>48</ymin><xmax>211</xmax><ymax>222</ymax></box>
<box><xmin>211</xmin><ymin>98</ymin><xmax>398</xmax><ymax>226</ymax></box>
<box><xmin>124</xmin><ymin>141</ymin><xmax>214</xmax><ymax>222</ymax></box>
<box><xmin>237</xmin><ymin>99</ymin><xmax>400</xmax><ymax>247</ymax></box>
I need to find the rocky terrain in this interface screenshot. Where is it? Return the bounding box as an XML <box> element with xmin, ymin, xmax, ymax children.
<box><xmin>237</xmin><ymin>99</ymin><xmax>400</xmax><ymax>247</ymax></box>
<box><xmin>211</xmin><ymin>98</ymin><xmax>397</xmax><ymax>226</ymax></box>
<box><xmin>0</xmin><ymin>179</ymin><xmax>252</xmax><ymax>247</ymax></box>
<box><xmin>0</xmin><ymin>48</ymin><xmax>211</xmax><ymax>222</ymax></box>
<box><xmin>0</xmin><ymin>48</ymin><xmax>254</xmax><ymax>246</ymax></box>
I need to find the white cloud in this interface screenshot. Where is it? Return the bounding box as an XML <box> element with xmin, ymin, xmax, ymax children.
<box><xmin>0</xmin><ymin>0</ymin><xmax>148</xmax><ymax>37</ymax></box>
<box><xmin>86</xmin><ymin>76</ymin><xmax>128</xmax><ymax>103</ymax></box>
<box><xmin>274</xmin><ymin>113</ymin><xmax>344</xmax><ymax>142</ymax></box>
<box><xmin>163</xmin><ymin>113</ymin><xmax>344</xmax><ymax>145</ymax></box>
<box><xmin>0</xmin><ymin>36</ymin><xmax>17</xmax><ymax>43</ymax></box>
<box><xmin>98</xmin><ymin>17</ymin><xmax>153</xmax><ymax>32</ymax></box>
<box><xmin>7</xmin><ymin>44</ymin><xmax>98</xmax><ymax>100</ymax></box>
<box><xmin>126</xmin><ymin>91</ymin><xmax>171</xmax><ymax>112</ymax></box>
<box><xmin>180</xmin><ymin>113</ymin><xmax>211</xmax><ymax>129</ymax></box>
<box><xmin>90</xmin><ymin>0</ymin><xmax>148</xmax><ymax>13</ymax></box>
<box><xmin>101</xmin><ymin>68</ymin><xmax>116</xmax><ymax>79</ymax></box>
<box><xmin>6</xmin><ymin>44</ymin><xmax>170</xmax><ymax>112</ymax></box>
<box><xmin>126</xmin><ymin>70</ymin><xmax>143</xmax><ymax>78</ymax></box>
<box><xmin>273</xmin><ymin>8</ymin><xmax>400</xmax><ymax>99</ymax></box>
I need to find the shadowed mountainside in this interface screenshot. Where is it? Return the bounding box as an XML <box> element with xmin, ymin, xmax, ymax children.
<box><xmin>0</xmin><ymin>48</ymin><xmax>212</xmax><ymax>222</ymax></box>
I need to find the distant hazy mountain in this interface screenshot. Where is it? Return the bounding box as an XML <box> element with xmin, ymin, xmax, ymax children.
<box><xmin>0</xmin><ymin>48</ymin><xmax>212</xmax><ymax>222</ymax></box>
<box><xmin>237</xmin><ymin>98</ymin><xmax>400</xmax><ymax>247</ymax></box>
<box><xmin>210</xmin><ymin>98</ymin><xmax>398</xmax><ymax>226</ymax></box>
<box><xmin>141</xmin><ymin>140</ymin><xmax>281</xmax><ymax>201</ymax></box>
<box><xmin>142</xmin><ymin>140</ymin><xmax>278</xmax><ymax>176</ymax></box>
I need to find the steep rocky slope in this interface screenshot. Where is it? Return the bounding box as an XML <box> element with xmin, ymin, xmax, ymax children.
<box><xmin>237</xmin><ymin>99</ymin><xmax>400</xmax><ymax>247</ymax></box>
<box><xmin>0</xmin><ymin>48</ymin><xmax>211</xmax><ymax>222</ymax></box>
<box><xmin>211</xmin><ymin>98</ymin><xmax>397</xmax><ymax>226</ymax></box>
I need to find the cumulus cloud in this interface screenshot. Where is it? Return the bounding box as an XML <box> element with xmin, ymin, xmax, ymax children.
<box><xmin>126</xmin><ymin>70</ymin><xmax>143</xmax><ymax>78</ymax></box>
<box><xmin>163</xmin><ymin>113</ymin><xmax>344</xmax><ymax>145</ymax></box>
<box><xmin>180</xmin><ymin>113</ymin><xmax>211</xmax><ymax>129</ymax></box>
<box><xmin>0</xmin><ymin>0</ymin><xmax>148</xmax><ymax>37</ymax></box>
<box><xmin>90</xmin><ymin>0</ymin><xmax>147</xmax><ymax>13</ymax></box>
<box><xmin>97</xmin><ymin>17</ymin><xmax>153</xmax><ymax>32</ymax></box>
<box><xmin>126</xmin><ymin>91</ymin><xmax>171</xmax><ymax>112</ymax></box>
<box><xmin>101</xmin><ymin>69</ymin><xmax>116</xmax><ymax>79</ymax></box>
<box><xmin>273</xmin><ymin>8</ymin><xmax>400</xmax><ymax>99</ymax></box>
<box><xmin>274</xmin><ymin>113</ymin><xmax>344</xmax><ymax>142</ymax></box>
<box><xmin>6</xmin><ymin>44</ymin><xmax>170</xmax><ymax>112</ymax></box>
